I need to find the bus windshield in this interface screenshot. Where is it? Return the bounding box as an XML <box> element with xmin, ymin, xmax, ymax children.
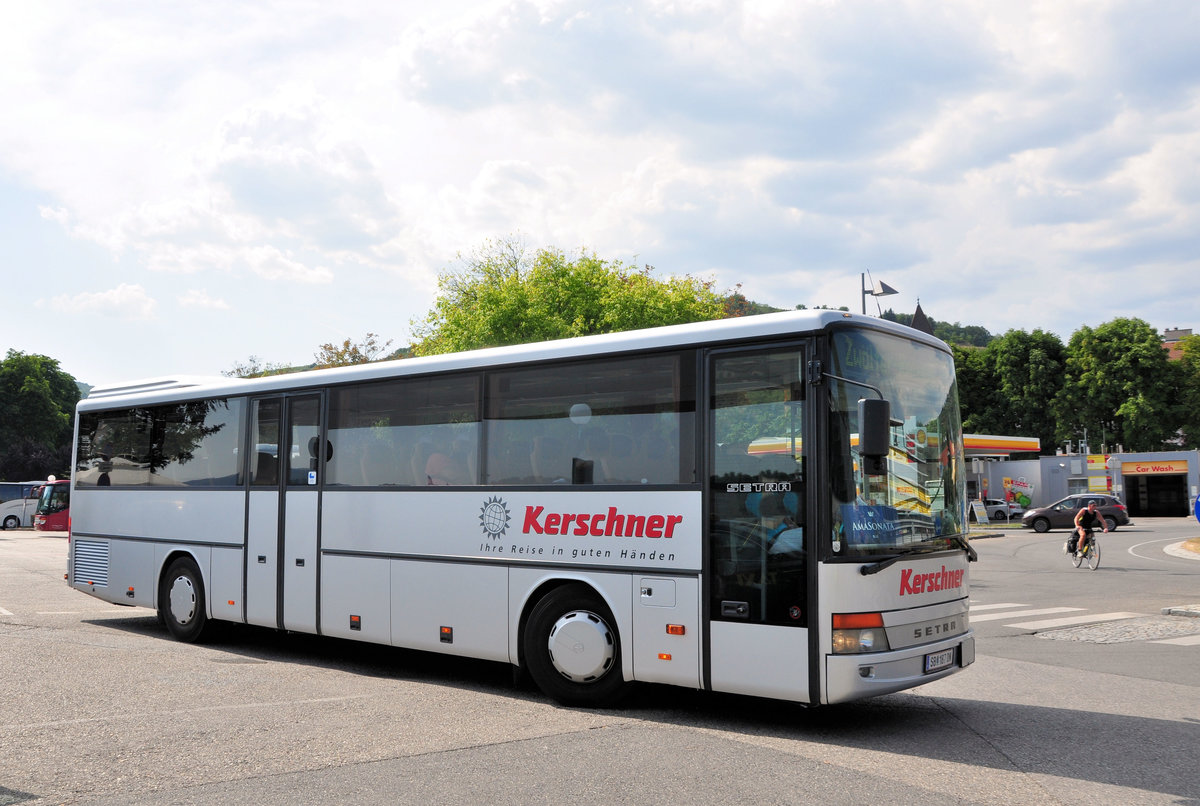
<box><xmin>37</xmin><ymin>482</ymin><xmax>70</xmax><ymax>516</ymax></box>
<box><xmin>827</xmin><ymin>328</ymin><xmax>965</xmax><ymax>558</ymax></box>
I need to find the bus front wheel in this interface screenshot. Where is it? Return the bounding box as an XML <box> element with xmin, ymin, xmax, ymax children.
<box><xmin>159</xmin><ymin>557</ymin><xmax>211</xmax><ymax>643</ymax></box>
<box><xmin>523</xmin><ymin>584</ymin><xmax>629</xmax><ymax>708</ymax></box>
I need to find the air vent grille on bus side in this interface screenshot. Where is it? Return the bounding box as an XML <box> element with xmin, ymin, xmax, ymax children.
<box><xmin>73</xmin><ymin>540</ymin><xmax>110</xmax><ymax>587</ymax></box>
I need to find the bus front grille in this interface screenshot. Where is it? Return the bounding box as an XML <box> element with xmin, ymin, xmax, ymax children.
<box><xmin>73</xmin><ymin>540</ymin><xmax>110</xmax><ymax>587</ymax></box>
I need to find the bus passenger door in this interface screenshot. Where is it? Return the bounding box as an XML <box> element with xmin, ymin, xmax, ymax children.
<box><xmin>245</xmin><ymin>394</ymin><xmax>324</xmax><ymax>633</ymax></box>
<box><xmin>706</xmin><ymin>346</ymin><xmax>812</xmax><ymax>702</ymax></box>
<box><xmin>246</xmin><ymin>398</ymin><xmax>281</xmax><ymax>629</ymax></box>
<box><xmin>281</xmin><ymin>394</ymin><xmax>322</xmax><ymax>633</ymax></box>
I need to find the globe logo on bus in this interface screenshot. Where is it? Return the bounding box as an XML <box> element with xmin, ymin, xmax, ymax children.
<box><xmin>479</xmin><ymin>496</ymin><xmax>511</xmax><ymax>539</ymax></box>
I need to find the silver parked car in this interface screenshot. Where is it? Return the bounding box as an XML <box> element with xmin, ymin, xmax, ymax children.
<box><xmin>971</xmin><ymin>498</ymin><xmax>1025</xmax><ymax>522</ymax></box>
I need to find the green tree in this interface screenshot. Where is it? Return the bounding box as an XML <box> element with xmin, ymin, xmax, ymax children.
<box><xmin>724</xmin><ymin>286</ymin><xmax>782</xmax><ymax>317</ymax></box>
<box><xmin>222</xmin><ymin>355</ymin><xmax>292</xmax><ymax>378</ymax></box>
<box><xmin>985</xmin><ymin>329</ymin><xmax>1065</xmax><ymax>452</ymax></box>
<box><xmin>314</xmin><ymin>332</ymin><xmax>395</xmax><ymax>369</ymax></box>
<box><xmin>882</xmin><ymin>309</ymin><xmax>993</xmax><ymax>347</ymax></box>
<box><xmin>410</xmin><ymin>238</ymin><xmax>726</xmax><ymax>355</ymax></box>
<box><xmin>952</xmin><ymin>344</ymin><xmax>1003</xmax><ymax>435</ymax></box>
<box><xmin>795</xmin><ymin>304</ymin><xmax>850</xmax><ymax>312</ymax></box>
<box><xmin>1053</xmin><ymin>318</ymin><xmax>1178</xmax><ymax>452</ymax></box>
<box><xmin>0</xmin><ymin>350</ymin><xmax>81</xmax><ymax>479</ymax></box>
<box><xmin>1176</xmin><ymin>334</ymin><xmax>1200</xmax><ymax>448</ymax></box>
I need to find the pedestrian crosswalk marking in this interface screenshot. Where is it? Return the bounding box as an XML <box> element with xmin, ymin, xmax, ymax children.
<box><xmin>970</xmin><ymin>607</ymin><xmax>1083</xmax><ymax>623</ymax></box>
<box><xmin>1006</xmin><ymin>612</ymin><xmax>1141</xmax><ymax>629</ymax></box>
<box><xmin>971</xmin><ymin>603</ymin><xmax>1200</xmax><ymax>644</ymax></box>
<box><xmin>1150</xmin><ymin>634</ymin><xmax>1200</xmax><ymax>646</ymax></box>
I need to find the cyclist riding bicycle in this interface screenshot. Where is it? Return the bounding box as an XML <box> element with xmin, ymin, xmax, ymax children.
<box><xmin>1071</xmin><ymin>501</ymin><xmax>1108</xmax><ymax>557</ymax></box>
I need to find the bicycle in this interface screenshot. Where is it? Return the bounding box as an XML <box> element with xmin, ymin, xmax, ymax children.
<box><xmin>1065</xmin><ymin>528</ymin><xmax>1101</xmax><ymax>570</ymax></box>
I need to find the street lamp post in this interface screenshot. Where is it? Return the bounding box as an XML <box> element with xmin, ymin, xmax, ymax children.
<box><xmin>861</xmin><ymin>272</ymin><xmax>899</xmax><ymax>315</ymax></box>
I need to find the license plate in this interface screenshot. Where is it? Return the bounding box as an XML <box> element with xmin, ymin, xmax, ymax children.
<box><xmin>924</xmin><ymin>648</ymin><xmax>957</xmax><ymax>673</ymax></box>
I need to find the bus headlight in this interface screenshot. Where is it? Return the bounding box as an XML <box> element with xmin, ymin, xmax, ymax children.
<box><xmin>831</xmin><ymin>628</ymin><xmax>891</xmax><ymax>654</ymax></box>
<box><xmin>832</xmin><ymin>613</ymin><xmax>891</xmax><ymax>654</ymax></box>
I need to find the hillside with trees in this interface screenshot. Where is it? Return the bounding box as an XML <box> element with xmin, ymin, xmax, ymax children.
<box><xmin>218</xmin><ymin>238</ymin><xmax>1198</xmax><ymax>454</ymax></box>
<box><xmin>8</xmin><ymin>241</ymin><xmax>1187</xmax><ymax>485</ymax></box>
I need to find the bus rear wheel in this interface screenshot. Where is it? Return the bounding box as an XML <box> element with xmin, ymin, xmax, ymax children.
<box><xmin>523</xmin><ymin>584</ymin><xmax>628</xmax><ymax>708</ymax></box>
<box><xmin>159</xmin><ymin>557</ymin><xmax>211</xmax><ymax>643</ymax></box>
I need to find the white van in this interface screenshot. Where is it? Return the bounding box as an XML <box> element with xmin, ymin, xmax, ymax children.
<box><xmin>0</xmin><ymin>482</ymin><xmax>42</xmax><ymax>529</ymax></box>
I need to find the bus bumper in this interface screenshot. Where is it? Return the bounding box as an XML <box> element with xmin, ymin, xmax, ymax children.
<box><xmin>825</xmin><ymin>631</ymin><xmax>974</xmax><ymax>704</ymax></box>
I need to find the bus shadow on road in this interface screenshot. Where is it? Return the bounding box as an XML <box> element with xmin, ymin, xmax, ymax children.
<box><xmin>85</xmin><ymin>615</ymin><xmax>1198</xmax><ymax>802</ymax></box>
<box><xmin>85</xmin><ymin>613</ymin><xmax>524</xmax><ymax>695</ymax></box>
<box><xmin>621</xmin><ymin>686</ymin><xmax>1200</xmax><ymax>803</ymax></box>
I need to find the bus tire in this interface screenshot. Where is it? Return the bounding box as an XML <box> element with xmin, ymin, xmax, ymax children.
<box><xmin>2</xmin><ymin>515</ymin><xmax>18</xmax><ymax>530</ymax></box>
<box><xmin>523</xmin><ymin>584</ymin><xmax>628</xmax><ymax>708</ymax></box>
<box><xmin>159</xmin><ymin>556</ymin><xmax>211</xmax><ymax>643</ymax></box>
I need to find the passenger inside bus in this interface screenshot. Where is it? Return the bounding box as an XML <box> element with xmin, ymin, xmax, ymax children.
<box><xmin>425</xmin><ymin>451</ymin><xmax>466</xmax><ymax>485</ymax></box>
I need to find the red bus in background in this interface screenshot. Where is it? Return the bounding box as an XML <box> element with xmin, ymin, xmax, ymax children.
<box><xmin>34</xmin><ymin>478</ymin><xmax>70</xmax><ymax>532</ymax></box>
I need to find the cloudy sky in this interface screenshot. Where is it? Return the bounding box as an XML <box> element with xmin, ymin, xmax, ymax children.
<box><xmin>2</xmin><ymin>0</ymin><xmax>1198</xmax><ymax>388</ymax></box>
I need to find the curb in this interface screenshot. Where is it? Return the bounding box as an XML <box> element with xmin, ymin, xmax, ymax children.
<box><xmin>1164</xmin><ymin>541</ymin><xmax>1200</xmax><ymax>561</ymax></box>
<box><xmin>1161</xmin><ymin>605</ymin><xmax>1200</xmax><ymax>618</ymax></box>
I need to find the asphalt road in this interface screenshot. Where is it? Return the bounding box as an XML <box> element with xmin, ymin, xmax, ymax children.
<box><xmin>1</xmin><ymin>523</ymin><xmax>1197</xmax><ymax>806</ymax></box>
<box><xmin>966</xmin><ymin>516</ymin><xmax>1200</xmax><ymax>686</ymax></box>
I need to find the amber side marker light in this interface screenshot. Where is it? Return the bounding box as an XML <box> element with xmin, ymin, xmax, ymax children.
<box><xmin>658</xmin><ymin>653</ymin><xmax>672</xmax><ymax>661</ymax></box>
<box><xmin>666</xmin><ymin>624</ymin><xmax>686</xmax><ymax>636</ymax></box>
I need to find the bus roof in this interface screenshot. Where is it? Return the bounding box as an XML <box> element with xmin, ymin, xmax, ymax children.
<box><xmin>79</xmin><ymin>310</ymin><xmax>948</xmax><ymax>410</ymax></box>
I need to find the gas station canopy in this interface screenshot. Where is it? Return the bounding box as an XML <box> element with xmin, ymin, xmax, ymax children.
<box><xmin>964</xmin><ymin>434</ymin><xmax>1041</xmax><ymax>459</ymax></box>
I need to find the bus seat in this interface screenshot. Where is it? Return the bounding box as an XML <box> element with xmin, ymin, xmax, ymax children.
<box><xmin>530</xmin><ymin>436</ymin><xmax>567</xmax><ymax>482</ymax></box>
<box><xmin>254</xmin><ymin>452</ymin><xmax>277</xmax><ymax>486</ymax></box>
<box><xmin>602</xmin><ymin>433</ymin><xmax>639</xmax><ymax>483</ymax></box>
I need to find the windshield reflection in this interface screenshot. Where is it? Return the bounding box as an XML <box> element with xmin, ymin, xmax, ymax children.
<box><xmin>827</xmin><ymin>328</ymin><xmax>965</xmax><ymax>557</ymax></box>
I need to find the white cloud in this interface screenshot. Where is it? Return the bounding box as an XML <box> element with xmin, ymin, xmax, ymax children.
<box><xmin>244</xmin><ymin>245</ymin><xmax>333</xmax><ymax>284</ymax></box>
<box><xmin>178</xmin><ymin>289</ymin><xmax>231</xmax><ymax>310</ymax></box>
<box><xmin>38</xmin><ymin>205</ymin><xmax>69</xmax><ymax>224</ymax></box>
<box><xmin>48</xmin><ymin>283</ymin><xmax>158</xmax><ymax>319</ymax></box>
<box><xmin>1</xmin><ymin>0</ymin><xmax>1198</xmax><ymax>387</ymax></box>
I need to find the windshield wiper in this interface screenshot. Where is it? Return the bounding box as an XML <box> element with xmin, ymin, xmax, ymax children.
<box><xmin>858</xmin><ymin>545</ymin><xmax>924</xmax><ymax>575</ymax></box>
<box><xmin>859</xmin><ymin>533</ymin><xmax>976</xmax><ymax>576</ymax></box>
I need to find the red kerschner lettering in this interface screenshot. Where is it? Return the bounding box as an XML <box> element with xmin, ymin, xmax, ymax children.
<box><xmin>899</xmin><ymin>566</ymin><xmax>964</xmax><ymax>596</ymax></box>
<box><xmin>522</xmin><ymin>505</ymin><xmax>683</xmax><ymax>538</ymax></box>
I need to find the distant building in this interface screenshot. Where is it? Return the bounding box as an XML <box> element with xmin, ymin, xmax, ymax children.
<box><xmin>910</xmin><ymin>302</ymin><xmax>934</xmax><ymax>336</ymax></box>
<box><xmin>1162</xmin><ymin>327</ymin><xmax>1192</xmax><ymax>361</ymax></box>
<box><xmin>971</xmin><ymin>447</ymin><xmax>1200</xmax><ymax>518</ymax></box>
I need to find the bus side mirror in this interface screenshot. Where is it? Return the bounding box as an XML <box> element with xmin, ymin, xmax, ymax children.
<box><xmin>857</xmin><ymin>398</ymin><xmax>891</xmax><ymax>475</ymax></box>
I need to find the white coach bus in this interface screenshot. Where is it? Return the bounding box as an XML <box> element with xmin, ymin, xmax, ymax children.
<box><xmin>67</xmin><ymin>310</ymin><xmax>974</xmax><ymax>707</ymax></box>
